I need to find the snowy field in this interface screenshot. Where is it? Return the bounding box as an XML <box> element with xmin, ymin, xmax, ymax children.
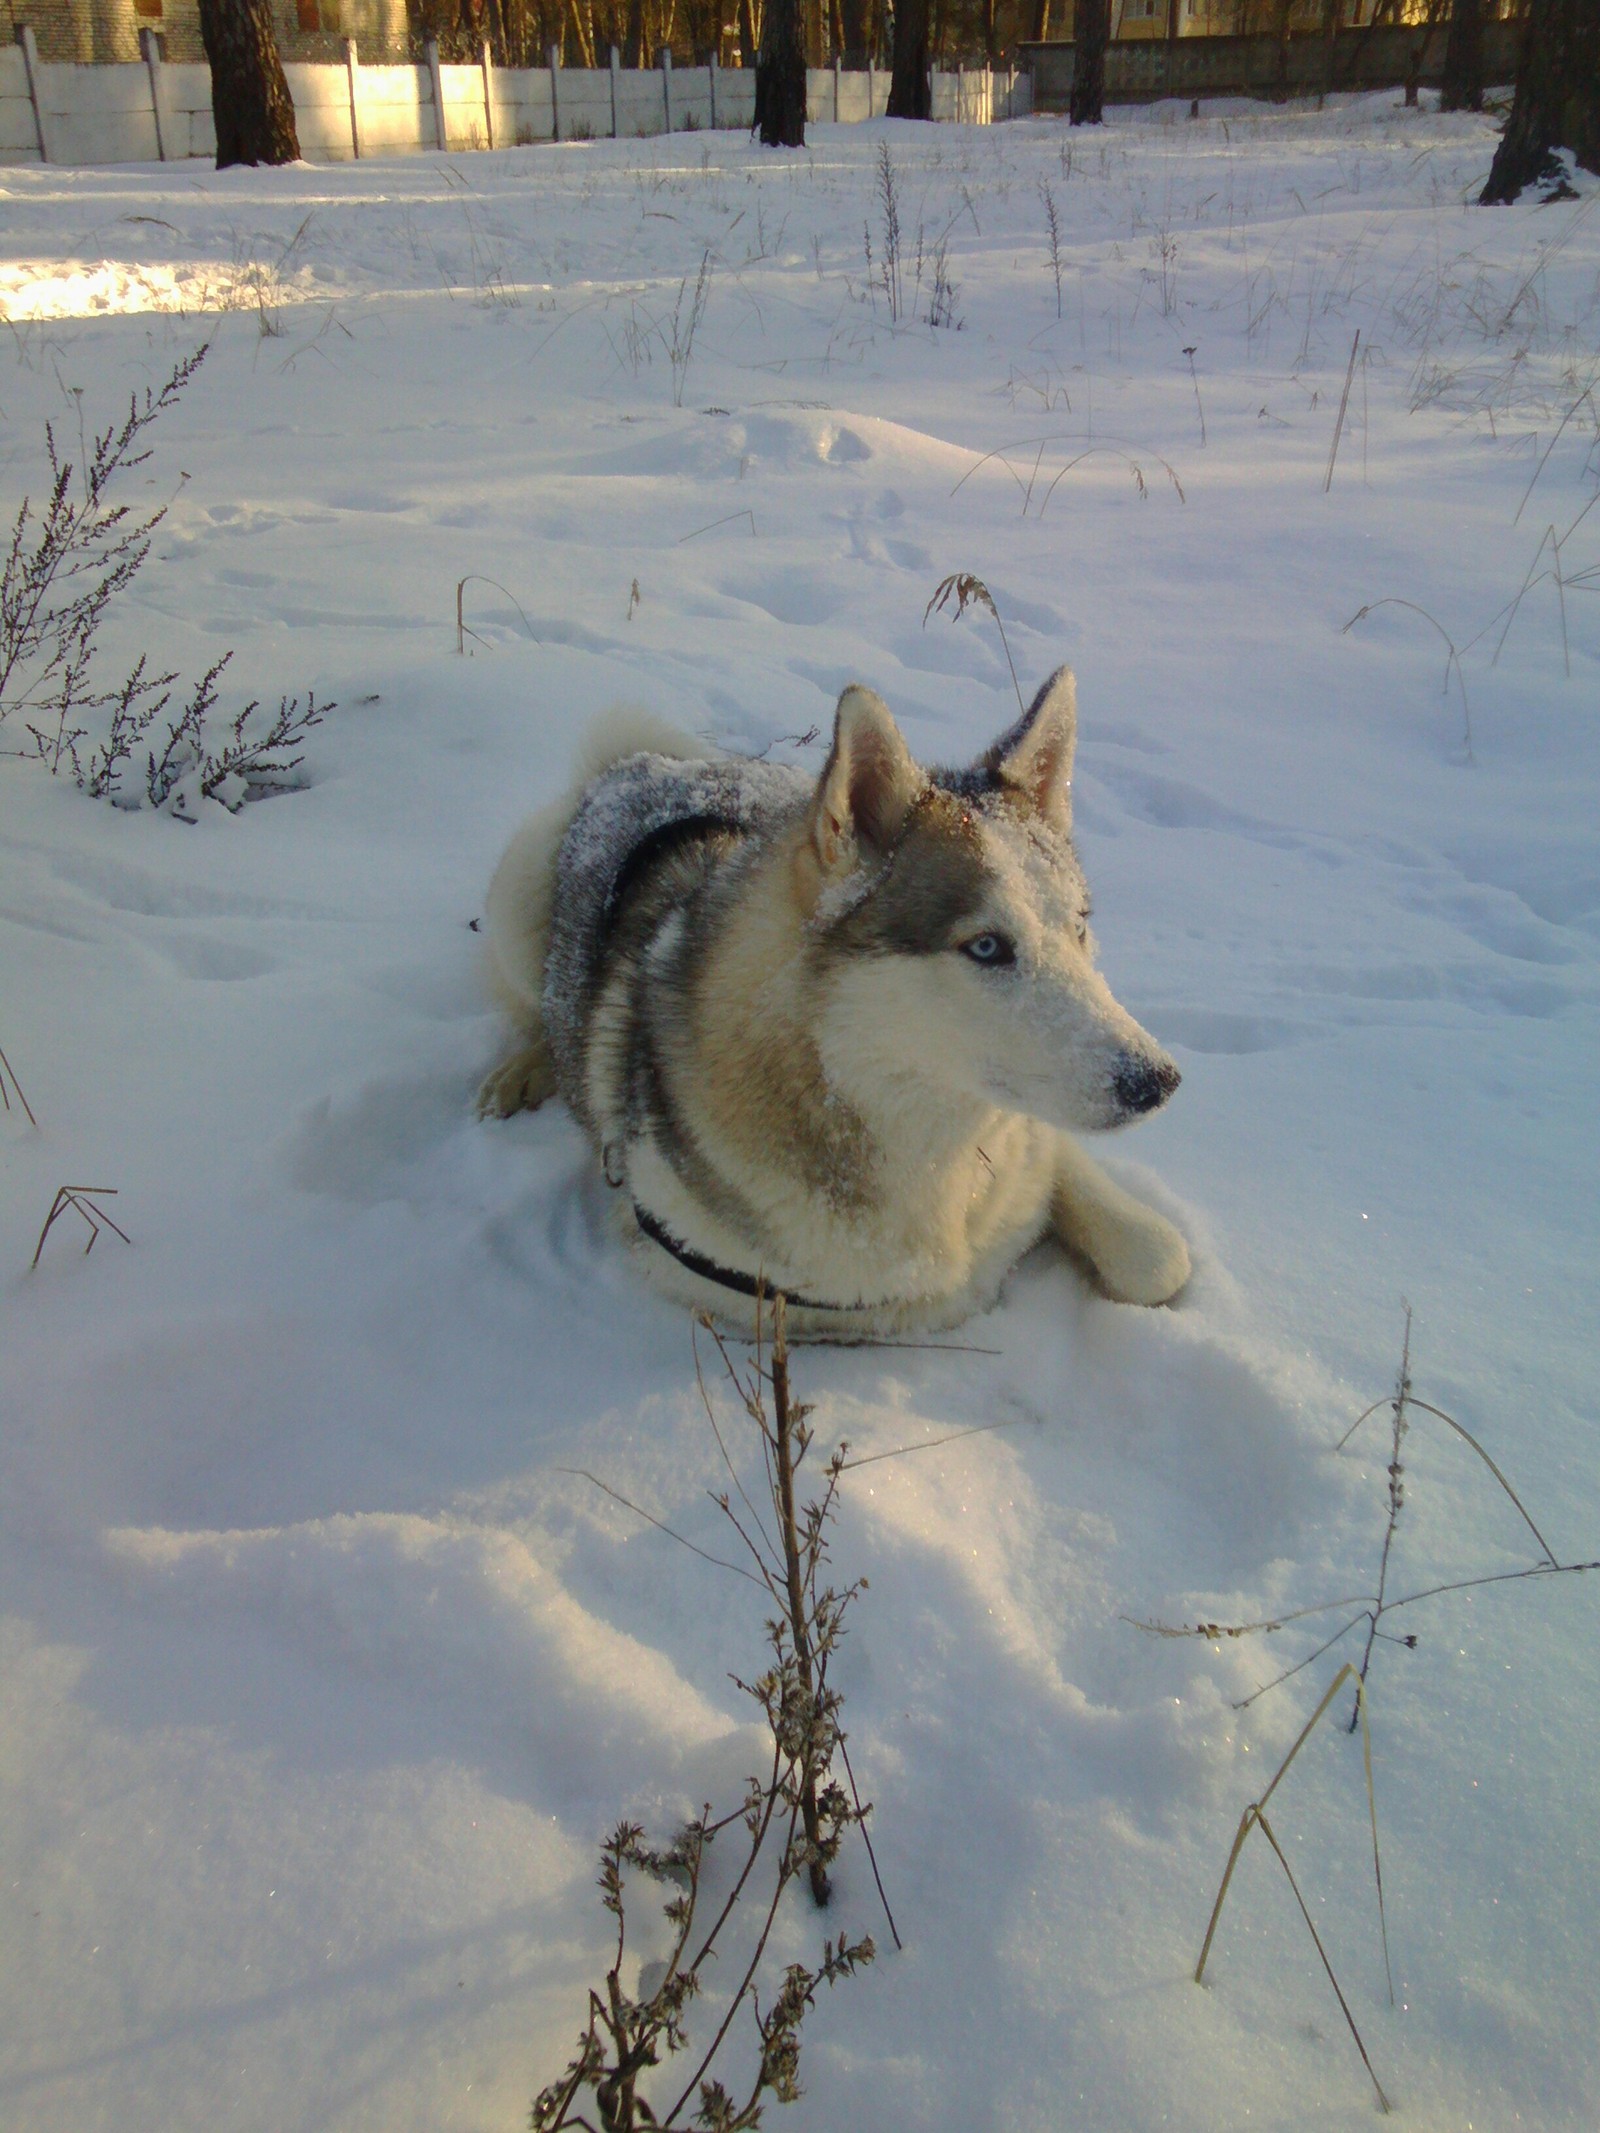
<box><xmin>2</xmin><ymin>95</ymin><xmax>1598</xmax><ymax>2133</ymax></box>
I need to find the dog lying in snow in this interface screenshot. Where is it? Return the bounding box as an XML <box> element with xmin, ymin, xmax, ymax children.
<box><xmin>478</xmin><ymin>670</ymin><xmax>1189</xmax><ymax>1333</ymax></box>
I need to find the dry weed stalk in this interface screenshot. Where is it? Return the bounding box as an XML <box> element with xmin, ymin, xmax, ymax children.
<box><xmin>1039</xmin><ymin>180</ymin><xmax>1065</xmax><ymax>320</ymax></box>
<box><xmin>31</xmin><ymin>1185</ymin><xmax>130</xmax><ymax>1268</ymax></box>
<box><xmin>1136</xmin><ymin>1307</ymin><xmax>1597</xmax><ymax>2112</ymax></box>
<box><xmin>533</xmin><ymin>1295</ymin><xmax>886</xmax><ymax>2133</ymax></box>
<box><xmin>0</xmin><ymin>1041</ymin><xmax>39</xmax><ymax>1127</ymax></box>
<box><xmin>1182</xmin><ymin>345</ymin><xmax>1207</xmax><ymax>448</ymax></box>
<box><xmin>923</xmin><ymin>573</ymin><xmax>1025</xmax><ymax>716</ymax></box>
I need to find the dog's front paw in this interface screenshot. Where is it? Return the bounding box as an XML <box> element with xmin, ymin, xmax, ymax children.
<box><xmin>1090</xmin><ymin>1209</ymin><xmax>1191</xmax><ymax>1307</ymax></box>
<box><xmin>476</xmin><ymin>1040</ymin><xmax>556</xmax><ymax>1120</ymax></box>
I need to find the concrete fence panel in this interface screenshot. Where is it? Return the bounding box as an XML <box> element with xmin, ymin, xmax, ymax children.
<box><xmin>1</xmin><ymin>51</ymin><xmax>1032</xmax><ymax>169</ymax></box>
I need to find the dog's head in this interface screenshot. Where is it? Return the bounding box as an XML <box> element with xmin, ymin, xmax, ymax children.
<box><xmin>801</xmin><ymin>670</ymin><xmax>1180</xmax><ymax>1134</ymax></box>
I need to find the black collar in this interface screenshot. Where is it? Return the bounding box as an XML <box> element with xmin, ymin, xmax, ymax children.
<box><xmin>631</xmin><ymin>1201</ymin><xmax>886</xmax><ymax>1316</ymax></box>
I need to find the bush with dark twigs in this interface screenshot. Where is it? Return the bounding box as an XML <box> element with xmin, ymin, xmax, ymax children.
<box><xmin>1</xmin><ymin>348</ymin><xmax>329</xmax><ymax>817</ymax></box>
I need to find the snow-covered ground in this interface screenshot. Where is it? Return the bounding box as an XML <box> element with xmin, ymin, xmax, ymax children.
<box><xmin>2</xmin><ymin>95</ymin><xmax>1597</xmax><ymax>2133</ymax></box>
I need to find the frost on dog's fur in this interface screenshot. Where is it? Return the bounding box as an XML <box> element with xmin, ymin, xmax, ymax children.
<box><xmin>480</xmin><ymin>670</ymin><xmax>1190</xmax><ymax>1329</ymax></box>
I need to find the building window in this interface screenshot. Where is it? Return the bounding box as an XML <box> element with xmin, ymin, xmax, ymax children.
<box><xmin>296</xmin><ymin>0</ymin><xmax>320</xmax><ymax>29</ymax></box>
<box><xmin>134</xmin><ymin>0</ymin><xmax>164</xmax><ymax>17</ymax></box>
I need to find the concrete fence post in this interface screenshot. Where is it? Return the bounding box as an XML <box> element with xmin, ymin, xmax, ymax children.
<box><xmin>139</xmin><ymin>28</ymin><xmax>167</xmax><ymax>161</ymax></box>
<box><xmin>480</xmin><ymin>37</ymin><xmax>494</xmax><ymax>149</ymax></box>
<box><xmin>425</xmin><ymin>37</ymin><xmax>447</xmax><ymax>150</ymax></box>
<box><xmin>833</xmin><ymin>56</ymin><xmax>841</xmax><ymax>121</ymax></box>
<box><xmin>16</xmin><ymin>26</ymin><xmax>47</xmax><ymax>164</ymax></box>
<box><xmin>548</xmin><ymin>43</ymin><xmax>561</xmax><ymax>142</ymax></box>
<box><xmin>866</xmin><ymin>59</ymin><xmax>874</xmax><ymax>116</ymax></box>
<box><xmin>660</xmin><ymin>46</ymin><xmax>672</xmax><ymax>134</ymax></box>
<box><xmin>709</xmin><ymin>48</ymin><xmax>718</xmax><ymax>128</ymax></box>
<box><xmin>344</xmin><ymin>37</ymin><xmax>362</xmax><ymax>158</ymax></box>
<box><xmin>609</xmin><ymin>45</ymin><xmax>620</xmax><ymax>136</ymax></box>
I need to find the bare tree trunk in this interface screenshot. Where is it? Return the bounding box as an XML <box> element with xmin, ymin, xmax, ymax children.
<box><xmin>199</xmin><ymin>0</ymin><xmax>300</xmax><ymax>167</ymax></box>
<box><xmin>840</xmin><ymin>0</ymin><xmax>868</xmax><ymax>65</ymax></box>
<box><xmin>1440</xmin><ymin>0</ymin><xmax>1483</xmax><ymax>111</ymax></box>
<box><xmin>888</xmin><ymin>0</ymin><xmax>931</xmax><ymax>114</ymax></box>
<box><xmin>1069</xmin><ymin>0</ymin><xmax>1108</xmax><ymax>122</ymax></box>
<box><xmin>1481</xmin><ymin>0</ymin><xmax>1600</xmax><ymax>201</ymax></box>
<box><xmin>1030</xmin><ymin>0</ymin><xmax>1051</xmax><ymax>36</ymax></box>
<box><xmin>1270</xmin><ymin>0</ymin><xmax>1292</xmax><ymax>99</ymax></box>
<box><xmin>755</xmin><ymin>0</ymin><xmax>806</xmax><ymax>141</ymax></box>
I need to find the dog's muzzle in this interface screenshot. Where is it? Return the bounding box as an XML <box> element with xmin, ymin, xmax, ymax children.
<box><xmin>1113</xmin><ymin>1055</ymin><xmax>1181</xmax><ymax>1116</ymax></box>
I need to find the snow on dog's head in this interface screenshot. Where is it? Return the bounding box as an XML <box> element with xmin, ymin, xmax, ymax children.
<box><xmin>803</xmin><ymin>671</ymin><xmax>1180</xmax><ymax>1135</ymax></box>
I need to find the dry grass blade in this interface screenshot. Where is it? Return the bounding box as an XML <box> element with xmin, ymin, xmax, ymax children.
<box><xmin>1343</xmin><ymin>598</ymin><xmax>1473</xmax><ymax>761</ymax></box>
<box><xmin>31</xmin><ymin>1184</ymin><xmax>130</xmax><ymax>1269</ymax></box>
<box><xmin>0</xmin><ymin>1041</ymin><xmax>39</xmax><ymax>1127</ymax></box>
<box><xmin>454</xmin><ymin>574</ymin><xmax>540</xmax><ymax>654</ymax></box>
<box><xmin>839</xmin><ymin>1415</ymin><xmax>1023</xmax><ymax>1473</ymax></box>
<box><xmin>950</xmin><ymin>436</ymin><xmax>1185</xmax><ymax>516</ymax></box>
<box><xmin>1342</xmin><ymin>1393</ymin><xmax>1558</xmax><ymax>1567</ymax></box>
<box><xmin>1251</xmin><ymin>1809</ymin><xmax>1392</xmax><ymax>2114</ymax></box>
<box><xmin>555</xmin><ymin>1466</ymin><xmax>763</xmax><ymax>1587</ymax></box>
<box><xmin>1513</xmin><ymin>385</ymin><xmax>1598</xmax><ymax>525</ymax></box>
<box><xmin>837</xmin><ymin>1731</ymin><xmax>901</xmax><ymax>1952</ymax></box>
<box><xmin>1035</xmin><ymin>445</ymin><xmax>1186</xmax><ymax>516</ymax></box>
<box><xmin>1195</xmin><ymin>1662</ymin><xmax>1391</xmax><ymax>2110</ymax></box>
<box><xmin>676</xmin><ymin>509</ymin><xmax>755</xmax><ymax>545</ymax></box>
<box><xmin>1323</xmin><ymin>328</ymin><xmax>1361</xmax><ymax>494</ymax></box>
<box><xmin>923</xmin><ymin>571</ymin><xmax>1025</xmax><ymax>713</ymax></box>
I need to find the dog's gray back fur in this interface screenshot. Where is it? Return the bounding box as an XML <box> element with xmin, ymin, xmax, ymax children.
<box><xmin>543</xmin><ymin>752</ymin><xmax>810</xmax><ymax>1135</ymax></box>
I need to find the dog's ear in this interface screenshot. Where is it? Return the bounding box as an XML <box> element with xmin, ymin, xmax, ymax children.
<box><xmin>812</xmin><ymin>685</ymin><xmax>923</xmax><ymax>873</ymax></box>
<box><xmin>985</xmin><ymin>666</ymin><xmax>1076</xmax><ymax>831</ymax></box>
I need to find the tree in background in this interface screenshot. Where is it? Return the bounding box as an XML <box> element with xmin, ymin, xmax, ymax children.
<box><xmin>840</xmin><ymin>0</ymin><xmax>871</xmax><ymax>67</ymax></box>
<box><xmin>1480</xmin><ymin>0</ymin><xmax>1600</xmax><ymax>202</ymax></box>
<box><xmin>1069</xmin><ymin>0</ymin><xmax>1107</xmax><ymax>122</ymax></box>
<box><xmin>1439</xmin><ymin>0</ymin><xmax>1484</xmax><ymax>113</ymax></box>
<box><xmin>755</xmin><ymin>0</ymin><xmax>807</xmax><ymax>141</ymax></box>
<box><xmin>888</xmin><ymin>0</ymin><xmax>932</xmax><ymax>115</ymax></box>
<box><xmin>199</xmin><ymin>0</ymin><xmax>300</xmax><ymax>167</ymax></box>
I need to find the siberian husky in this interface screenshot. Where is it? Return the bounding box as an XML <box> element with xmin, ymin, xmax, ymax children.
<box><xmin>478</xmin><ymin>670</ymin><xmax>1190</xmax><ymax>1333</ymax></box>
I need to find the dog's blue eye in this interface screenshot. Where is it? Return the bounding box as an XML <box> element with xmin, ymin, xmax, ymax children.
<box><xmin>961</xmin><ymin>932</ymin><xmax>1015</xmax><ymax>967</ymax></box>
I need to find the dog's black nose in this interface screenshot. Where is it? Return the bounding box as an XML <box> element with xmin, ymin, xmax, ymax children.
<box><xmin>1114</xmin><ymin>1055</ymin><xmax>1181</xmax><ymax>1115</ymax></box>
